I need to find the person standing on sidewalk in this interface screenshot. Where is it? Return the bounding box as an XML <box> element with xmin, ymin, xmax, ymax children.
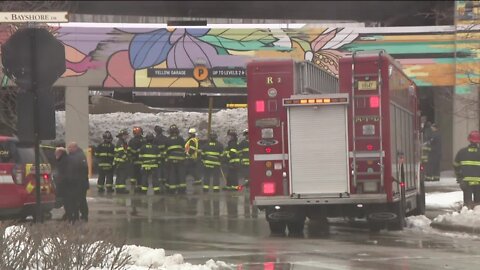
<box><xmin>94</xmin><ymin>131</ymin><xmax>115</xmax><ymax>193</ymax></box>
<box><xmin>425</xmin><ymin>123</ymin><xmax>442</xmax><ymax>181</ymax></box>
<box><xmin>65</xmin><ymin>142</ymin><xmax>89</xmax><ymax>223</ymax></box>
<box><xmin>453</xmin><ymin>130</ymin><xmax>480</xmax><ymax>209</ymax></box>
<box><xmin>114</xmin><ymin>129</ymin><xmax>130</xmax><ymax>194</ymax></box>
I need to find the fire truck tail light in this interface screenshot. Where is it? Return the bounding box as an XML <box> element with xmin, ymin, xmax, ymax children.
<box><xmin>256</xmin><ymin>100</ymin><xmax>265</xmax><ymax>112</ymax></box>
<box><xmin>420</xmin><ymin>164</ymin><xmax>424</xmax><ymax>171</ymax></box>
<box><xmin>263</xmin><ymin>182</ymin><xmax>276</xmax><ymax>195</ymax></box>
<box><xmin>366</xmin><ymin>144</ymin><xmax>374</xmax><ymax>151</ymax></box>
<box><xmin>265</xmin><ymin>147</ymin><xmax>272</xmax><ymax>153</ymax></box>
<box><xmin>266</xmin><ymin>161</ymin><xmax>273</xmax><ymax>168</ymax></box>
<box><xmin>369</xmin><ymin>96</ymin><xmax>380</xmax><ymax>108</ymax></box>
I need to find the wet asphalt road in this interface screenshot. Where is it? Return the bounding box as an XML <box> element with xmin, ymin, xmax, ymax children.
<box><xmin>50</xmin><ymin>181</ymin><xmax>480</xmax><ymax>270</ymax></box>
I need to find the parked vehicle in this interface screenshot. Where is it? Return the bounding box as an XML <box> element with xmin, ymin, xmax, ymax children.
<box><xmin>246</xmin><ymin>50</ymin><xmax>424</xmax><ymax>235</ymax></box>
<box><xmin>0</xmin><ymin>136</ymin><xmax>56</xmax><ymax>220</ymax></box>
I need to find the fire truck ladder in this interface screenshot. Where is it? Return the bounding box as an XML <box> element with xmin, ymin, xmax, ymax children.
<box><xmin>351</xmin><ymin>50</ymin><xmax>385</xmax><ymax>189</ymax></box>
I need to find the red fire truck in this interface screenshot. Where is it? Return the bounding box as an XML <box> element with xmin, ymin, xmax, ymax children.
<box><xmin>246</xmin><ymin>50</ymin><xmax>424</xmax><ymax>235</ymax></box>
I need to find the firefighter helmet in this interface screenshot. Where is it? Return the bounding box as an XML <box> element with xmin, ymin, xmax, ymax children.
<box><xmin>468</xmin><ymin>130</ymin><xmax>480</xmax><ymax>143</ymax></box>
<box><xmin>103</xmin><ymin>131</ymin><xmax>113</xmax><ymax>141</ymax></box>
<box><xmin>169</xmin><ymin>124</ymin><xmax>179</xmax><ymax>135</ymax></box>
<box><xmin>242</xmin><ymin>129</ymin><xmax>248</xmax><ymax>136</ymax></box>
<box><xmin>154</xmin><ymin>125</ymin><xmax>163</xmax><ymax>134</ymax></box>
<box><xmin>188</xmin><ymin>128</ymin><xmax>197</xmax><ymax>134</ymax></box>
<box><xmin>133</xmin><ymin>126</ymin><xmax>143</xmax><ymax>136</ymax></box>
<box><xmin>117</xmin><ymin>129</ymin><xmax>128</xmax><ymax>138</ymax></box>
<box><xmin>145</xmin><ymin>132</ymin><xmax>155</xmax><ymax>143</ymax></box>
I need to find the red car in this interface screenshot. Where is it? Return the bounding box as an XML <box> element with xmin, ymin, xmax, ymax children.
<box><xmin>0</xmin><ymin>136</ymin><xmax>56</xmax><ymax>220</ymax></box>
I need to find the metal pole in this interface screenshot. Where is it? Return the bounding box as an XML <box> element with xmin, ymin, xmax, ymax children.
<box><xmin>31</xmin><ymin>27</ymin><xmax>43</xmax><ymax>223</ymax></box>
<box><xmin>207</xmin><ymin>97</ymin><xmax>213</xmax><ymax>138</ymax></box>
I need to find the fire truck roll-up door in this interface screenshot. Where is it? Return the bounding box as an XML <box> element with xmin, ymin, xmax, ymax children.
<box><xmin>285</xmin><ymin>93</ymin><xmax>349</xmax><ymax>198</ymax></box>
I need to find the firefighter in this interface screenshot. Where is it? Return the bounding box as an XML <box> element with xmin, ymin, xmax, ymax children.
<box><xmin>420</xmin><ymin>121</ymin><xmax>432</xmax><ymax>168</ymax></box>
<box><xmin>454</xmin><ymin>130</ymin><xmax>480</xmax><ymax>209</ymax></box>
<box><xmin>201</xmin><ymin>132</ymin><xmax>224</xmax><ymax>192</ymax></box>
<box><xmin>153</xmin><ymin>125</ymin><xmax>168</xmax><ymax>191</ymax></box>
<box><xmin>95</xmin><ymin>131</ymin><xmax>115</xmax><ymax>193</ymax></box>
<box><xmin>128</xmin><ymin>126</ymin><xmax>145</xmax><ymax>193</ymax></box>
<box><xmin>224</xmin><ymin>129</ymin><xmax>241</xmax><ymax>190</ymax></box>
<box><xmin>238</xmin><ymin>129</ymin><xmax>250</xmax><ymax>188</ymax></box>
<box><xmin>185</xmin><ymin>128</ymin><xmax>201</xmax><ymax>187</ymax></box>
<box><xmin>165</xmin><ymin>124</ymin><xmax>186</xmax><ymax>194</ymax></box>
<box><xmin>114</xmin><ymin>129</ymin><xmax>130</xmax><ymax>194</ymax></box>
<box><xmin>425</xmin><ymin>123</ymin><xmax>442</xmax><ymax>181</ymax></box>
<box><xmin>139</xmin><ymin>132</ymin><xmax>161</xmax><ymax>194</ymax></box>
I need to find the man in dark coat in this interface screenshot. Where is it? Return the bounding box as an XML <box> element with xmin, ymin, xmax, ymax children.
<box><xmin>425</xmin><ymin>123</ymin><xmax>442</xmax><ymax>181</ymax></box>
<box><xmin>65</xmin><ymin>142</ymin><xmax>89</xmax><ymax>223</ymax></box>
<box><xmin>53</xmin><ymin>147</ymin><xmax>68</xmax><ymax>218</ymax></box>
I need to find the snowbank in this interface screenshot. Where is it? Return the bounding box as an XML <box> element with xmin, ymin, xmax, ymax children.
<box><xmin>426</xmin><ymin>191</ymin><xmax>463</xmax><ymax>210</ymax></box>
<box><xmin>54</xmin><ymin>109</ymin><xmax>248</xmax><ymax>146</ymax></box>
<box><xmin>404</xmin><ymin>215</ymin><xmax>479</xmax><ymax>238</ymax></box>
<box><xmin>3</xmin><ymin>226</ymin><xmax>232</xmax><ymax>270</ymax></box>
<box><xmin>432</xmin><ymin>206</ymin><xmax>480</xmax><ymax>233</ymax></box>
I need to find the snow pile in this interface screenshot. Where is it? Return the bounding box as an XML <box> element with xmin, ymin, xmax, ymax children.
<box><xmin>54</xmin><ymin>109</ymin><xmax>248</xmax><ymax>146</ymax></box>
<box><xmin>432</xmin><ymin>206</ymin><xmax>480</xmax><ymax>231</ymax></box>
<box><xmin>426</xmin><ymin>191</ymin><xmax>463</xmax><ymax>210</ymax></box>
<box><xmin>405</xmin><ymin>215</ymin><xmax>432</xmax><ymax>230</ymax></box>
<box><xmin>2</xmin><ymin>226</ymin><xmax>232</xmax><ymax>270</ymax></box>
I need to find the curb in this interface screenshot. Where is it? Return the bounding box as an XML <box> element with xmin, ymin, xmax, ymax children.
<box><xmin>431</xmin><ymin>222</ymin><xmax>480</xmax><ymax>234</ymax></box>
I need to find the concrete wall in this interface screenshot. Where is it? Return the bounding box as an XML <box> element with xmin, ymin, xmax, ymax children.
<box><xmin>65</xmin><ymin>86</ymin><xmax>89</xmax><ymax>151</ymax></box>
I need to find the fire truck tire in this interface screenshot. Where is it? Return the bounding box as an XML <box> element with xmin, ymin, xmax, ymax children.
<box><xmin>287</xmin><ymin>219</ymin><xmax>305</xmax><ymax>236</ymax></box>
<box><xmin>268</xmin><ymin>221</ymin><xmax>287</xmax><ymax>236</ymax></box>
<box><xmin>412</xmin><ymin>181</ymin><xmax>426</xmax><ymax>216</ymax></box>
<box><xmin>368</xmin><ymin>221</ymin><xmax>383</xmax><ymax>233</ymax></box>
<box><xmin>387</xmin><ymin>202</ymin><xmax>406</xmax><ymax>231</ymax></box>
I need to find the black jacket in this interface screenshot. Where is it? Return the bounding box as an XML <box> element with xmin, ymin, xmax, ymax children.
<box><xmin>454</xmin><ymin>143</ymin><xmax>480</xmax><ymax>182</ymax></box>
<box><xmin>66</xmin><ymin>149</ymin><xmax>89</xmax><ymax>190</ymax></box>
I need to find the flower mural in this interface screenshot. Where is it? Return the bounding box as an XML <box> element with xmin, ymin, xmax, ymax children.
<box><xmin>1</xmin><ymin>23</ymin><xmax>479</xmax><ymax>92</ymax></box>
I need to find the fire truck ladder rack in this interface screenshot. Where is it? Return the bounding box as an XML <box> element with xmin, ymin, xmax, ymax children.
<box><xmin>295</xmin><ymin>61</ymin><xmax>339</xmax><ymax>95</ymax></box>
<box><xmin>351</xmin><ymin>50</ymin><xmax>385</xmax><ymax>189</ymax></box>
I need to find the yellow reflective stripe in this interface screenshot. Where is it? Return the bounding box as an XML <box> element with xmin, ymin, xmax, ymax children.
<box><xmin>168</xmin><ymin>145</ymin><xmax>183</xmax><ymax>151</ymax></box>
<box><xmin>203</xmin><ymin>185</ymin><xmax>210</xmax><ymax>189</ymax></box>
<box><xmin>204</xmin><ymin>160</ymin><xmax>221</xmax><ymax>166</ymax></box>
<box><xmin>116</xmin><ymin>184</ymin><xmax>126</xmax><ymax>188</ymax></box>
<box><xmin>153</xmin><ymin>187</ymin><xmax>161</xmax><ymax>191</ymax></box>
<box><xmin>460</xmin><ymin>161</ymin><xmax>480</xmax><ymax>166</ymax></box>
<box><xmin>140</xmin><ymin>154</ymin><xmax>158</xmax><ymax>158</ymax></box>
<box><xmin>168</xmin><ymin>156</ymin><xmax>185</xmax><ymax>160</ymax></box>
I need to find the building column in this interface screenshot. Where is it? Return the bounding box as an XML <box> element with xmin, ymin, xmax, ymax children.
<box><xmin>452</xmin><ymin>90</ymin><xmax>479</xmax><ymax>158</ymax></box>
<box><xmin>65</xmin><ymin>86</ymin><xmax>89</xmax><ymax>151</ymax></box>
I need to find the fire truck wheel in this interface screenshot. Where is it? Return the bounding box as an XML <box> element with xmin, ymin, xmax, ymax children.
<box><xmin>387</xmin><ymin>202</ymin><xmax>406</xmax><ymax>231</ymax></box>
<box><xmin>287</xmin><ymin>219</ymin><xmax>305</xmax><ymax>236</ymax></box>
<box><xmin>368</xmin><ymin>221</ymin><xmax>384</xmax><ymax>233</ymax></box>
<box><xmin>269</xmin><ymin>221</ymin><xmax>287</xmax><ymax>236</ymax></box>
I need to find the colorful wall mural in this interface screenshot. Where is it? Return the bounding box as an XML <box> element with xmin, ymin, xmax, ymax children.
<box><xmin>0</xmin><ymin>4</ymin><xmax>479</xmax><ymax>93</ymax></box>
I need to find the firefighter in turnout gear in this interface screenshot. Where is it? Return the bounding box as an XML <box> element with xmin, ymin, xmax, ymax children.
<box><xmin>165</xmin><ymin>124</ymin><xmax>186</xmax><ymax>194</ymax></box>
<box><xmin>454</xmin><ymin>130</ymin><xmax>480</xmax><ymax>209</ymax></box>
<box><xmin>153</xmin><ymin>126</ymin><xmax>168</xmax><ymax>190</ymax></box>
<box><xmin>114</xmin><ymin>129</ymin><xmax>130</xmax><ymax>194</ymax></box>
<box><xmin>224</xmin><ymin>129</ymin><xmax>241</xmax><ymax>190</ymax></box>
<box><xmin>129</xmin><ymin>127</ymin><xmax>145</xmax><ymax>193</ymax></box>
<box><xmin>139</xmin><ymin>132</ymin><xmax>161</xmax><ymax>194</ymax></box>
<box><xmin>185</xmin><ymin>128</ymin><xmax>201</xmax><ymax>187</ymax></box>
<box><xmin>95</xmin><ymin>131</ymin><xmax>115</xmax><ymax>193</ymax></box>
<box><xmin>201</xmin><ymin>132</ymin><xmax>224</xmax><ymax>192</ymax></box>
<box><xmin>238</xmin><ymin>129</ymin><xmax>250</xmax><ymax>188</ymax></box>
<box><xmin>425</xmin><ymin>123</ymin><xmax>442</xmax><ymax>181</ymax></box>
<box><xmin>420</xmin><ymin>121</ymin><xmax>432</xmax><ymax>165</ymax></box>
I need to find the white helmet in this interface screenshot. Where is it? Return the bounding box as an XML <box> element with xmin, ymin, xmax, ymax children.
<box><xmin>188</xmin><ymin>128</ymin><xmax>197</xmax><ymax>134</ymax></box>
